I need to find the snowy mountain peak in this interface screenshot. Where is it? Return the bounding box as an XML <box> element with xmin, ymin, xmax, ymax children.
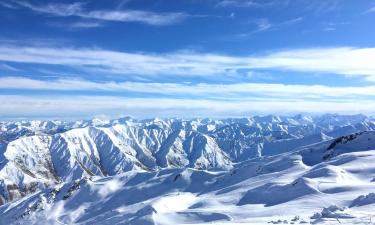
<box><xmin>2</xmin><ymin>115</ymin><xmax>375</xmax><ymax>224</ymax></box>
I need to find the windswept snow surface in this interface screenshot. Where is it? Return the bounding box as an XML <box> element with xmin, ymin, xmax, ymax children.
<box><xmin>1</xmin><ymin>114</ymin><xmax>375</xmax><ymax>224</ymax></box>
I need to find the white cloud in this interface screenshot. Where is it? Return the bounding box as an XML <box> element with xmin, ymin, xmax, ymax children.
<box><xmin>280</xmin><ymin>17</ymin><xmax>303</xmax><ymax>26</ymax></box>
<box><xmin>1</xmin><ymin>95</ymin><xmax>375</xmax><ymax>120</ymax></box>
<box><xmin>82</xmin><ymin>10</ymin><xmax>186</xmax><ymax>26</ymax></box>
<box><xmin>216</xmin><ymin>0</ymin><xmax>275</xmax><ymax>8</ymax></box>
<box><xmin>1</xmin><ymin>77</ymin><xmax>375</xmax><ymax>101</ymax></box>
<box><xmin>9</xmin><ymin>0</ymin><xmax>187</xmax><ymax>26</ymax></box>
<box><xmin>13</xmin><ymin>1</ymin><xmax>84</xmax><ymax>16</ymax></box>
<box><xmin>0</xmin><ymin>46</ymin><xmax>375</xmax><ymax>78</ymax></box>
<box><xmin>237</xmin><ymin>17</ymin><xmax>303</xmax><ymax>38</ymax></box>
<box><xmin>0</xmin><ymin>1</ymin><xmax>18</xmax><ymax>9</ymax></box>
<box><xmin>364</xmin><ymin>6</ymin><xmax>375</xmax><ymax>14</ymax></box>
<box><xmin>324</xmin><ymin>27</ymin><xmax>335</xmax><ymax>32</ymax></box>
<box><xmin>0</xmin><ymin>63</ymin><xmax>19</xmax><ymax>71</ymax></box>
<box><xmin>254</xmin><ymin>18</ymin><xmax>273</xmax><ymax>31</ymax></box>
<box><xmin>64</xmin><ymin>21</ymin><xmax>103</xmax><ymax>29</ymax></box>
<box><xmin>217</xmin><ymin>0</ymin><xmax>342</xmax><ymax>14</ymax></box>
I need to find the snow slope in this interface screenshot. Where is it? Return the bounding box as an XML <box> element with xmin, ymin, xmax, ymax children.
<box><xmin>2</xmin><ymin>114</ymin><xmax>375</xmax><ymax>204</ymax></box>
<box><xmin>2</xmin><ymin>131</ymin><xmax>375</xmax><ymax>224</ymax></box>
<box><xmin>1</xmin><ymin>115</ymin><xmax>375</xmax><ymax>224</ymax></box>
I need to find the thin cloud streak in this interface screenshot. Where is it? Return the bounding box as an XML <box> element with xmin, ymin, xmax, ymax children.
<box><xmin>216</xmin><ymin>0</ymin><xmax>276</xmax><ymax>8</ymax></box>
<box><xmin>0</xmin><ymin>63</ymin><xmax>20</xmax><ymax>71</ymax></box>
<box><xmin>2</xmin><ymin>77</ymin><xmax>375</xmax><ymax>100</ymax></box>
<box><xmin>364</xmin><ymin>6</ymin><xmax>375</xmax><ymax>14</ymax></box>
<box><xmin>65</xmin><ymin>21</ymin><xmax>103</xmax><ymax>29</ymax></box>
<box><xmin>5</xmin><ymin>0</ymin><xmax>187</xmax><ymax>26</ymax></box>
<box><xmin>237</xmin><ymin>17</ymin><xmax>303</xmax><ymax>38</ymax></box>
<box><xmin>2</xmin><ymin>95</ymin><xmax>375</xmax><ymax>120</ymax></box>
<box><xmin>0</xmin><ymin>46</ymin><xmax>375</xmax><ymax>78</ymax></box>
<box><xmin>0</xmin><ymin>1</ymin><xmax>18</xmax><ymax>9</ymax></box>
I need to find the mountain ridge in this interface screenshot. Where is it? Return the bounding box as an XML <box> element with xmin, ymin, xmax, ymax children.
<box><xmin>1</xmin><ymin>114</ymin><xmax>375</xmax><ymax>224</ymax></box>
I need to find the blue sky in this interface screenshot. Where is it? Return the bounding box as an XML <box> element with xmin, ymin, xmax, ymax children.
<box><xmin>1</xmin><ymin>0</ymin><xmax>375</xmax><ymax>120</ymax></box>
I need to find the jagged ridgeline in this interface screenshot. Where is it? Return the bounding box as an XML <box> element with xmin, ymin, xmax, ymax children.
<box><xmin>1</xmin><ymin>114</ymin><xmax>374</xmax><ymax>205</ymax></box>
<box><xmin>2</xmin><ymin>115</ymin><xmax>375</xmax><ymax>224</ymax></box>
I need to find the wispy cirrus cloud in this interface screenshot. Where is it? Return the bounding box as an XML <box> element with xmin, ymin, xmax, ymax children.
<box><xmin>69</xmin><ymin>21</ymin><xmax>103</xmax><ymax>28</ymax></box>
<box><xmin>2</xmin><ymin>94</ymin><xmax>375</xmax><ymax>120</ymax></box>
<box><xmin>279</xmin><ymin>17</ymin><xmax>303</xmax><ymax>26</ymax></box>
<box><xmin>0</xmin><ymin>63</ymin><xmax>19</xmax><ymax>71</ymax></box>
<box><xmin>236</xmin><ymin>17</ymin><xmax>303</xmax><ymax>38</ymax></box>
<box><xmin>321</xmin><ymin>21</ymin><xmax>349</xmax><ymax>32</ymax></box>
<box><xmin>0</xmin><ymin>1</ymin><xmax>18</xmax><ymax>9</ymax></box>
<box><xmin>216</xmin><ymin>0</ymin><xmax>276</xmax><ymax>8</ymax></box>
<box><xmin>47</xmin><ymin>21</ymin><xmax>104</xmax><ymax>30</ymax></box>
<box><xmin>300</xmin><ymin>0</ymin><xmax>342</xmax><ymax>14</ymax></box>
<box><xmin>254</xmin><ymin>18</ymin><xmax>273</xmax><ymax>32</ymax></box>
<box><xmin>0</xmin><ymin>45</ymin><xmax>374</xmax><ymax>79</ymax></box>
<box><xmin>2</xmin><ymin>0</ymin><xmax>188</xmax><ymax>26</ymax></box>
<box><xmin>2</xmin><ymin>76</ymin><xmax>375</xmax><ymax>101</ymax></box>
<box><xmin>364</xmin><ymin>6</ymin><xmax>375</xmax><ymax>14</ymax></box>
<box><xmin>216</xmin><ymin>0</ymin><xmax>342</xmax><ymax>14</ymax></box>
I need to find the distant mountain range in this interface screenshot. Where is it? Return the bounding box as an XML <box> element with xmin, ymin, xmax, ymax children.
<box><xmin>1</xmin><ymin>114</ymin><xmax>375</xmax><ymax>224</ymax></box>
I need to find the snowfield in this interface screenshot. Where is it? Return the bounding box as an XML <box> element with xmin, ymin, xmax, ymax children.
<box><xmin>1</xmin><ymin>114</ymin><xmax>375</xmax><ymax>224</ymax></box>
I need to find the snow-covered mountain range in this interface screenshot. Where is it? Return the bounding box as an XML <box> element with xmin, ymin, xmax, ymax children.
<box><xmin>1</xmin><ymin>114</ymin><xmax>375</xmax><ymax>224</ymax></box>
